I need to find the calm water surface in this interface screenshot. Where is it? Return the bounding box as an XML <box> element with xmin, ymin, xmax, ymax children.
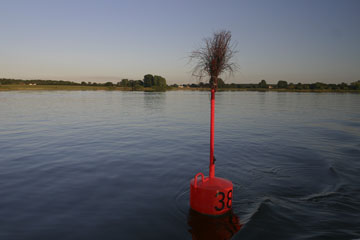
<box><xmin>0</xmin><ymin>91</ymin><xmax>359</xmax><ymax>239</ymax></box>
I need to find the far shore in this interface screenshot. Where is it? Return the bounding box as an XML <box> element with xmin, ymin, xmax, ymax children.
<box><xmin>0</xmin><ymin>84</ymin><xmax>359</xmax><ymax>93</ymax></box>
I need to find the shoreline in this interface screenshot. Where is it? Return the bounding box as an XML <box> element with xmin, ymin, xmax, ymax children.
<box><xmin>0</xmin><ymin>84</ymin><xmax>359</xmax><ymax>93</ymax></box>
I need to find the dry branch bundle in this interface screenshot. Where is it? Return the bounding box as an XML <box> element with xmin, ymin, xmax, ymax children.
<box><xmin>190</xmin><ymin>30</ymin><xmax>237</xmax><ymax>91</ymax></box>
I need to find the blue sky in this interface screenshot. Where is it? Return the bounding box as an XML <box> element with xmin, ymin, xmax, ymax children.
<box><xmin>1</xmin><ymin>0</ymin><xmax>359</xmax><ymax>84</ymax></box>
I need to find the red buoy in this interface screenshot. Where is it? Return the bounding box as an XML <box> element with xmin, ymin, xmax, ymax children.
<box><xmin>190</xmin><ymin>89</ymin><xmax>234</xmax><ymax>216</ymax></box>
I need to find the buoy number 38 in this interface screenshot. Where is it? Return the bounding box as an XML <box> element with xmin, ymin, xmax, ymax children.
<box><xmin>214</xmin><ymin>190</ymin><xmax>232</xmax><ymax>211</ymax></box>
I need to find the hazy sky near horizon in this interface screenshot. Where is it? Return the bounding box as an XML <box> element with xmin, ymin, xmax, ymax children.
<box><xmin>1</xmin><ymin>0</ymin><xmax>359</xmax><ymax>84</ymax></box>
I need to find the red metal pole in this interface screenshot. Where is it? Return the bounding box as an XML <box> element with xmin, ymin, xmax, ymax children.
<box><xmin>209</xmin><ymin>88</ymin><xmax>215</xmax><ymax>178</ymax></box>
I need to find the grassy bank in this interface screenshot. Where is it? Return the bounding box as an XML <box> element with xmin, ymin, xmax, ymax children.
<box><xmin>1</xmin><ymin>84</ymin><xmax>359</xmax><ymax>93</ymax></box>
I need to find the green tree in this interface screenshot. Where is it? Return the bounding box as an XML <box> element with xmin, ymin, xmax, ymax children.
<box><xmin>338</xmin><ymin>82</ymin><xmax>348</xmax><ymax>90</ymax></box>
<box><xmin>119</xmin><ymin>79</ymin><xmax>129</xmax><ymax>87</ymax></box>
<box><xmin>127</xmin><ymin>80</ymin><xmax>143</xmax><ymax>90</ymax></box>
<box><xmin>295</xmin><ymin>83</ymin><xmax>303</xmax><ymax>90</ymax></box>
<box><xmin>288</xmin><ymin>83</ymin><xmax>295</xmax><ymax>89</ymax></box>
<box><xmin>143</xmin><ymin>74</ymin><xmax>154</xmax><ymax>87</ymax></box>
<box><xmin>136</xmin><ymin>80</ymin><xmax>144</xmax><ymax>86</ymax></box>
<box><xmin>302</xmin><ymin>84</ymin><xmax>310</xmax><ymax>89</ymax></box>
<box><xmin>311</xmin><ymin>82</ymin><xmax>325</xmax><ymax>90</ymax></box>
<box><xmin>153</xmin><ymin>75</ymin><xmax>167</xmax><ymax>88</ymax></box>
<box><xmin>350</xmin><ymin>80</ymin><xmax>360</xmax><ymax>90</ymax></box>
<box><xmin>217</xmin><ymin>78</ymin><xmax>225</xmax><ymax>88</ymax></box>
<box><xmin>277</xmin><ymin>80</ymin><xmax>288</xmax><ymax>88</ymax></box>
<box><xmin>258</xmin><ymin>79</ymin><xmax>267</xmax><ymax>88</ymax></box>
<box><xmin>143</xmin><ymin>74</ymin><xmax>167</xmax><ymax>89</ymax></box>
<box><xmin>328</xmin><ymin>84</ymin><xmax>337</xmax><ymax>90</ymax></box>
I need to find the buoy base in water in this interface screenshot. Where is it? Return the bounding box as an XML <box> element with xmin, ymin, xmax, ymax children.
<box><xmin>190</xmin><ymin>173</ymin><xmax>233</xmax><ymax>216</ymax></box>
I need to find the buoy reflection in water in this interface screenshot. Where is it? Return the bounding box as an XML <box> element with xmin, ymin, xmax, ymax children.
<box><xmin>188</xmin><ymin>209</ymin><xmax>242</xmax><ymax>240</ymax></box>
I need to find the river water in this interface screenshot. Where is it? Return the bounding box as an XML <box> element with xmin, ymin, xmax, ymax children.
<box><xmin>0</xmin><ymin>91</ymin><xmax>359</xmax><ymax>239</ymax></box>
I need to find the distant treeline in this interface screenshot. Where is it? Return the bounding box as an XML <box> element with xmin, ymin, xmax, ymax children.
<box><xmin>177</xmin><ymin>79</ymin><xmax>360</xmax><ymax>90</ymax></box>
<box><xmin>1</xmin><ymin>77</ymin><xmax>360</xmax><ymax>91</ymax></box>
<box><xmin>0</xmin><ymin>74</ymin><xmax>168</xmax><ymax>90</ymax></box>
<box><xmin>0</xmin><ymin>78</ymin><xmax>80</xmax><ymax>86</ymax></box>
